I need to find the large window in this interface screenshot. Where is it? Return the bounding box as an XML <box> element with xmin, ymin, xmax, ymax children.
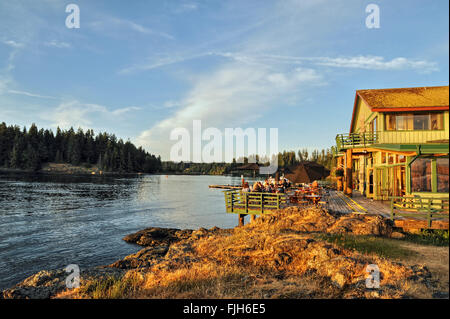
<box><xmin>385</xmin><ymin>112</ymin><xmax>444</xmax><ymax>131</ymax></box>
<box><xmin>411</xmin><ymin>158</ymin><xmax>432</xmax><ymax>192</ymax></box>
<box><xmin>437</xmin><ymin>158</ymin><xmax>449</xmax><ymax>193</ymax></box>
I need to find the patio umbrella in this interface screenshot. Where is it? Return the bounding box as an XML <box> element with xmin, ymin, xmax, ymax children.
<box><xmin>284</xmin><ymin>162</ymin><xmax>330</xmax><ymax>184</ymax></box>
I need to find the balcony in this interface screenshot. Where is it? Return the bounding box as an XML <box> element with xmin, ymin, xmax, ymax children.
<box><xmin>335</xmin><ymin>131</ymin><xmax>378</xmax><ymax>151</ymax></box>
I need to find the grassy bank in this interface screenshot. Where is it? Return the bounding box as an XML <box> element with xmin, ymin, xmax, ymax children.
<box><xmin>51</xmin><ymin>207</ymin><xmax>448</xmax><ymax>299</ymax></box>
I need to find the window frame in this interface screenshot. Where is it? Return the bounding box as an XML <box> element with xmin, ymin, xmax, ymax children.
<box><xmin>410</xmin><ymin>156</ymin><xmax>449</xmax><ymax>194</ymax></box>
<box><xmin>384</xmin><ymin>112</ymin><xmax>445</xmax><ymax>131</ymax></box>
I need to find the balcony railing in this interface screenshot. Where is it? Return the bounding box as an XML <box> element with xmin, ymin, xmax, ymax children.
<box><xmin>335</xmin><ymin>131</ymin><xmax>378</xmax><ymax>151</ymax></box>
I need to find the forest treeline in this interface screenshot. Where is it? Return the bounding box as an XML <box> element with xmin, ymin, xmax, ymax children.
<box><xmin>162</xmin><ymin>149</ymin><xmax>336</xmax><ymax>175</ymax></box>
<box><xmin>0</xmin><ymin>122</ymin><xmax>161</xmax><ymax>172</ymax></box>
<box><xmin>0</xmin><ymin>122</ymin><xmax>335</xmax><ymax>175</ymax></box>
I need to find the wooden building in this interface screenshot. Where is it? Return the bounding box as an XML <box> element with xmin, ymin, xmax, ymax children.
<box><xmin>334</xmin><ymin>86</ymin><xmax>449</xmax><ymax>200</ymax></box>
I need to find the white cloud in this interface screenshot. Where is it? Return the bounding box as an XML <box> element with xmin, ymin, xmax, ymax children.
<box><xmin>43</xmin><ymin>100</ymin><xmax>142</xmax><ymax>129</ymax></box>
<box><xmin>135</xmin><ymin>63</ymin><xmax>325</xmax><ymax>159</ymax></box>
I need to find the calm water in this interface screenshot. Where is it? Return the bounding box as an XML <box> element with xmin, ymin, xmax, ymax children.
<box><xmin>0</xmin><ymin>172</ymin><xmax>255</xmax><ymax>290</ymax></box>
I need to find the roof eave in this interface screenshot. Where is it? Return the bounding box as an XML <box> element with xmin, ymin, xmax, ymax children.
<box><xmin>372</xmin><ymin>106</ymin><xmax>449</xmax><ymax>112</ymax></box>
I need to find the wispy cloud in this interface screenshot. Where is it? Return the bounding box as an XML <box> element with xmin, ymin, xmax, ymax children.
<box><xmin>111</xmin><ymin>106</ymin><xmax>141</xmax><ymax>115</ymax></box>
<box><xmin>44</xmin><ymin>40</ymin><xmax>71</xmax><ymax>49</ymax></box>
<box><xmin>89</xmin><ymin>17</ymin><xmax>174</xmax><ymax>40</ymax></box>
<box><xmin>174</xmin><ymin>2</ymin><xmax>199</xmax><ymax>13</ymax></box>
<box><xmin>118</xmin><ymin>53</ymin><xmax>208</xmax><ymax>74</ymax></box>
<box><xmin>2</xmin><ymin>40</ymin><xmax>24</xmax><ymax>48</ymax></box>
<box><xmin>44</xmin><ymin>100</ymin><xmax>142</xmax><ymax>129</ymax></box>
<box><xmin>312</xmin><ymin>56</ymin><xmax>439</xmax><ymax>73</ymax></box>
<box><xmin>7</xmin><ymin>89</ymin><xmax>58</xmax><ymax>99</ymax></box>
<box><xmin>120</xmin><ymin>51</ymin><xmax>439</xmax><ymax>75</ymax></box>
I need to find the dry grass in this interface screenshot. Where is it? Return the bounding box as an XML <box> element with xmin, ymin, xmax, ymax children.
<box><xmin>55</xmin><ymin>207</ymin><xmax>445</xmax><ymax>299</ymax></box>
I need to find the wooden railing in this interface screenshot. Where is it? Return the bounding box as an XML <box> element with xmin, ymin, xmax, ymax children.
<box><xmin>224</xmin><ymin>190</ymin><xmax>287</xmax><ymax>215</ymax></box>
<box><xmin>335</xmin><ymin>131</ymin><xmax>378</xmax><ymax>151</ymax></box>
<box><xmin>390</xmin><ymin>196</ymin><xmax>449</xmax><ymax>228</ymax></box>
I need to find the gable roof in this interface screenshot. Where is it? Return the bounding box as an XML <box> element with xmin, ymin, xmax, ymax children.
<box><xmin>350</xmin><ymin>85</ymin><xmax>449</xmax><ymax>132</ymax></box>
<box><xmin>357</xmin><ymin>86</ymin><xmax>449</xmax><ymax>110</ymax></box>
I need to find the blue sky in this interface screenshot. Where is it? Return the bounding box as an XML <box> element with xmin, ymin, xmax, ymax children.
<box><xmin>0</xmin><ymin>0</ymin><xmax>448</xmax><ymax>160</ymax></box>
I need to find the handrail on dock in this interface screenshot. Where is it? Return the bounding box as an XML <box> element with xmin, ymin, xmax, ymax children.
<box><xmin>390</xmin><ymin>196</ymin><xmax>449</xmax><ymax>228</ymax></box>
<box><xmin>224</xmin><ymin>189</ymin><xmax>287</xmax><ymax>215</ymax></box>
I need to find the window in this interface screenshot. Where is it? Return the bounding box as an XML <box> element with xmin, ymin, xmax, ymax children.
<box><xmin>397</xmin><ymin>114</ymin><xmax>413</xmax><ymax>130</ymax></box>
<box><xmin>388</xmin><ymin>154</ymin><xmax>394</xmax><ymax>164</ymax></box>
<box><xmin>385</xmin><ymin>114</ymin><xmax>396</xmax><ymax>130</ymax></box>
<box><xmin>431</xmin><ymin>113</ymin><xmax>444</xmax><ymax>130</ymax></box>
<box><xmin>411</xmin><ymin>158</ymin><xmax>432</xmax><ymax>192</ymax></box>
<box><xmin>398</xmin><ymin>155</ymin><xmax>406</xmax><ymax>163</ymax></box>
<box><xmin>381</xmin><ymin>152</ymin><xmax>386</xmax><ymax>164</ymax></box>
<box><xmin>385</xmin><ymin>112</ymin><xmax>444</xmax><ymax>131</ymax></box>
<box><xmin>436</xmin><ymin>158</ymin><xmax>449</xmax><ymax>193</ymax></box>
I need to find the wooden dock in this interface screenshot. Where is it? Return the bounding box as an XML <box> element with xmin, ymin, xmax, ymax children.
<box><xmin>209</xmin><ymin>184</ymin><xmax>242</xmax><ymax>189</ymax></box>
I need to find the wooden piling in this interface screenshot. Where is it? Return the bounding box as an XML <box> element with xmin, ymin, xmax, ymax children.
<box><xmin>345</xmin><ymin>148</ymin><xmax>353</xmax><ymax>196</ymax></box>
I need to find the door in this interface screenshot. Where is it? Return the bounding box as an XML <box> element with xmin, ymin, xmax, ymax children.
<box><xmin>368</xmin><ymin>169</ymin><xmax>374</xmax><ymax>197</ymax></box>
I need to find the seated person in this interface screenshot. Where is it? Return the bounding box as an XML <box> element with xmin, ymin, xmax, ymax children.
<box><xmin>252</xmin><ymin>182</ymin><xmax>262</xmax><ymax>192</ymax></box>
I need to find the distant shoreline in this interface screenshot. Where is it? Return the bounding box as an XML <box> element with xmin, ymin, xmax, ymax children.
<box><xmin>0</xmin><ymin>166</ymin><xmax>240</xmax><ymax>177</ymax></box>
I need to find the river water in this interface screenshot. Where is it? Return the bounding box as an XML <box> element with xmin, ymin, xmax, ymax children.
<box><xmin>0</xmin><ymin>172</ymin><xmax>255</xmax><ymax>290</ymax></box>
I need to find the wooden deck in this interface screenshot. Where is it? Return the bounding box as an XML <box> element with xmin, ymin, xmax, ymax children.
<box><xmin>324</xmin><ymin>190</ymin><xmax>391</xmax><ymax>217</ymax></box>
<box><xmin>222</xmin><ymin>188</ymin><xmax>448</xmax><ymax>230</ymax></box>
<box><xmin>324</xmin><ymin>190</ymin><xmax>449</xmax><ymax>230</ymax></box>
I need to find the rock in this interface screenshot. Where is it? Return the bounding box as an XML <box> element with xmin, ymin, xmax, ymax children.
<box><xmin>390</xmin><ymin>231</ymin><xmax>406</xmax><ymax>239</ymax></box>
<box><xmin>109</xmin><ymin>245</ymin><xmax>169</xmax><ymax>269</ymax></box>
<box><xmin>1</xmin><ymin>267</ymin><xmax>125</xmax><ymax>299</ymax></box>
<box><xmin>123</xmin><ymin>227</ymin><xmax>193</xmax><ymax>247</ymax></box>
<box><xmin>331</xmin><ymin>272</ymin><xmax>347</xmax><ymax>288</ymax></box>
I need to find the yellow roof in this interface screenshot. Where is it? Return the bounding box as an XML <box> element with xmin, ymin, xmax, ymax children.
<box><xmin>357</xmin><ymin>86</ymin><xmax>449</xmax><ymax>110</ymax></box>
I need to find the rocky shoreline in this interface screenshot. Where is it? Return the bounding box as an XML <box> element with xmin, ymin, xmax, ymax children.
<box><xmin>0</xmin><ymin>207</ymin><xmax>443</xmax><ymax>299</ymax></box>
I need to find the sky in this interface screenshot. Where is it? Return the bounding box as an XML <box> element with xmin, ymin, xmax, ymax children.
<box><xmin>0</xmin><ymin>0</ymin><xmax>448</xmax><ymax>161</ymax></box>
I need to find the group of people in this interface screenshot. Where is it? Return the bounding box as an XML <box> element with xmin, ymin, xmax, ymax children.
<box><xmin>242</xmin><ymin>176</ymin><xmax>292</xmax><ymax>193</ymax></box>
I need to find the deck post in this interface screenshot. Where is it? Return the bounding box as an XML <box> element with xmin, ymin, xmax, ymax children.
<box><xmin>238</xmin><ymin>214</ymin><xmax>245</xmax><ymax>226</ymax></box>
<box><xmin>244</xmin><ymin>192</ymin><xmax>248</xmax><ymax>214</ymax></box>
<box><xmin>261</xmin><ymin>193</ymin><xmax>264</xmax><ymax>214</ymax></box>
<box><xmin>390</xmin><ymin>197</ymin><xmax>395</xmax><ymax>221</ymax></box>
<box><xmin>427</xmin><ymin>200</ymin><xmax>432</xmax><ymax>228</ymax></box>
<box><xmin>345</xmin><ymin>148</ymin><xmax>353</xmax><ymax>196</ymax></box>
<box><xmin>230</xmin><ymin>192</ymin><xmax>234</xmax><ymax>213</ymax></box>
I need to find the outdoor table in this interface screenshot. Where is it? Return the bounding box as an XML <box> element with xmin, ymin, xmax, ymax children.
<box><xmin>304</xmin><ymin>194</ymin><xmax>321</xmax><ymax>205</ymax></box>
